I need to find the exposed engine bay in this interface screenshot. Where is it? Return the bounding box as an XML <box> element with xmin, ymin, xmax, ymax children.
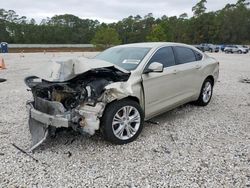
<box><xmin>26</xmin><ymin>67</ymin><xmax>129</xmax><ymax>110</ymax></box>
<box><xmin>25</xmin><ymin>58</ymin><xmax>131</xmax><ymax>151</ymax></box>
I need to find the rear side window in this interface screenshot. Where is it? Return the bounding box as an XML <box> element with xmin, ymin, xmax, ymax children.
<box><xmin>193</xmin><ymin>50</ymin><xmax>203</xmax><ymax>61</ymax></box>
<box><xmin>174</xmin><ymin>46</ymin><xmax>196</xmax><ymax>64</ymax></box>
<box><xmin>148</xmin><ymin>47</ymin><xmax>175</xmax><ymax>68</ymax></box>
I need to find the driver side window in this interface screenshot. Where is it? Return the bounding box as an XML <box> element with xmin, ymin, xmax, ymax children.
<box><xmin>148</xmin><ymin>47</ymin><xmax>176</xmax><ymax>68</ymax></box>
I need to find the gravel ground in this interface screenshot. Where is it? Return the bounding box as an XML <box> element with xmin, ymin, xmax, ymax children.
<box><xmin>0</xmin><ymin>52</ymin><xmax>249</xmax><ymax>187</ymax></box>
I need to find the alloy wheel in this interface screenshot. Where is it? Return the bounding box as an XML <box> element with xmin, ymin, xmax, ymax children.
<box><xmin>112</xmin><ymin>106</ymin><xmax>141</xmax><ymax>140</ymax></box>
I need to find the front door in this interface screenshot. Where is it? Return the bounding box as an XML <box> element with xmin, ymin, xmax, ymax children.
<box><xmin>142</xmin><ymin>46</ymin><xmax>181</xmax><ymax>118</ymax></box>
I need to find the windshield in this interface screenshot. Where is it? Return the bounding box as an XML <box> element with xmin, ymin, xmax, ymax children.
<box><xmin>94</xmin><ymin>47</ymin><xmax>151</xmax><ymax>71</ymax></box>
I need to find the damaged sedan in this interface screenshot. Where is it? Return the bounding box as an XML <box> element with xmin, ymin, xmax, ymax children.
<box><xmin>25</xmin><ymin>42</ymin><xmax>219</xmax><ymax>151</ymax></box>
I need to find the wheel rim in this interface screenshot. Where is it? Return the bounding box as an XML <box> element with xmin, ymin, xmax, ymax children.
<box><xmin>112</xmin><ymin>106</ymin><xmax>141</xmax><ymax>140</ymax></box>
<box><xmin>202</xmin><ymin>82</ymin><xmax>212</xmax><ymax>103</ymax></box>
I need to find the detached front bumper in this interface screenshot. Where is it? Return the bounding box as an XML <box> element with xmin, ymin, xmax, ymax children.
<box><xmin>26</xmin><ymin>97</ymin><xmax>105</xmax><ymax>151</ymax></box>
<box><xmin>29</xmin><ymin>108</ymin><xmax>69</xmax><ymax>128</ymax></box>
<box><xmin>27</xmin><ymin>97</ymin><xmax>71</xmax><ymax>151</ymax></box>
<box><xmin>27</xmin><ymin>97</ymin><xmax>71</xmax><ymax>128</ymax></box>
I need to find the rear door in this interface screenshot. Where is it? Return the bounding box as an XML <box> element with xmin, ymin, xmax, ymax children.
<box><xmin>172</xmin><ymin>46</ymin><xmax>203</xmax><ymax>100</ymax></box>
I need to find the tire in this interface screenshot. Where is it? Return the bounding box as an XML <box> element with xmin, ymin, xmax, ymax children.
<box><xmin>101</xmin><ymin>99</ymin><xmax>144</xmax><ymax>145</ymax></box>
<box><xmin>209</xmin><ymin>48</ymin><xmax>213</xmax><ymax>53</ymax></box>
<box><xmin>238</xmin><ymin>50</ymin><xmax>242</xmax><ymax>54</ymax></box>
<box><xmin>225</xmin><ymin>50</ymin><xmax>229</xmax><ymax>54</ymax></box>
<box><xmin>194</xmin><ymin>78</ymin><xmax>213</xmax><ymax>106</ymax></box>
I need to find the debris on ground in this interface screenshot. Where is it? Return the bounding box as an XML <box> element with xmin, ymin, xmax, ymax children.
<box><xmin>12</xmin><ymin>143</ymin><xmax>39</xmax><ymax>163</ymax></box>
<box><xmin>240</xmin><ymin>78</ymin><xmax>250</xmax><ymax>84</ymax></box>
<box><xmin>0</xmin><ymin>78</ymin><xmax>7</xmax><ymax>83</ymax></box>
<box><xmin>64</xmin><ymin>151</ymin><xmax>72</xmax><ymax>158</ymax></box>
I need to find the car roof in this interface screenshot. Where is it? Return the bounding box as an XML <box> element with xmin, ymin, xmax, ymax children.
<box><xmin>114</xmin><ymin>42</ymin><xmax>192</xmax><ymax>49</ymax></box>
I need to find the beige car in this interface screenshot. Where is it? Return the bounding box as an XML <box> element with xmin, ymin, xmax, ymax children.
<box><xmin>25</xmin><ymin>42</ymin><xmax>219</xmax><ymax>150</ymax></box>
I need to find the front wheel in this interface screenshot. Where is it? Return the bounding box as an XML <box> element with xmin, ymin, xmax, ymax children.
<box><xmin>194</xmin><ymin>78</ymin><xmax>213</xmax><ymax>106</ymax></box>
<box><xmin>101</xmin><ymin>99</ymin><xmax>144</xmax><ymax>144</ymax></box>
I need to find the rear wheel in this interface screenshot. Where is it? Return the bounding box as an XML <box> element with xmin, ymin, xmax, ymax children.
<box><xmin>238</xmin><ymin>50</ymin><xmax>242</xmax><ymax>54</ymax></box>
<box><xmin>101</xmin><ymin>99</ymin><xmax>144</xmax><ymax>144</ymax></box>
<box><xmin>194</xmin><ymin>78</ymin><xmax>213</xmax><ymax>106</ymax></box>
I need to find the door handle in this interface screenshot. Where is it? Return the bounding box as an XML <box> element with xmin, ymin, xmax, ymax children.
<box><xmin>195</xmin><ymin>65</ymin><xmax>201</xmax><ymax>69</ymax></box>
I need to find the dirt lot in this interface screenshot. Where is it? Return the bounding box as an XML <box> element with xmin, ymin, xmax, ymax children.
<box><xmin>0</xmin><ymin>52</ymin><xmax>249</xmax><ymax>187</ymax></box>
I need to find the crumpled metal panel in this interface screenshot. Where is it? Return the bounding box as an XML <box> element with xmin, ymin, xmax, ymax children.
<box><xmin>30</xmin><ymin>108</ymin><xmax>69</xmax><ymax>128</ymax></box>
<box><xmin>28</xmin><ymin>98</ymin><xmax>68</xmax><ymax>151</ymax></box>
<box><xmin>33</xmin><ymin>57</ymin><xmax>129</xmax><ymax>82</ymax></box>
<box><xmin>28</xmin><ymin>117</ymin><xmax>48</xmax><ymax>151</ymax></box>
<box><xmin>34</xmin><ymin>97</ymin><xmax>66</xmax><ymax>115</ymax></box>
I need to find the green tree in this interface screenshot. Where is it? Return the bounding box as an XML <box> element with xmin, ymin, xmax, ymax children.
<box><xmin>192</xmin><ymin>0</ymin><xmax>207</xmax><ymax>17</ymax></box>
<box><xmin>179</xmin><ymin>13</ymin><xmax>188</xmax><ymax>19</ymax></box>
<box><xmin>0</xmin><ymin>1</ymin><xmax>250</xmax><ymax>45</ymax></box>
<box><xmin>146</xmin><ymin>25</ymin><xmax>167</xmax><ymax>42</ymax></box>
<box><xmin>91</xmin><ymin>27</ymin><xmax>121</xmax><ymax>48</ymax></box>
<box><xmin>30</xmin><ymin>18</ymin><xmax>36</xmax><ymax>25</ymax></box>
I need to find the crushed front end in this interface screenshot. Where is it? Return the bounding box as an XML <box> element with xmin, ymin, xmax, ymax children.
<box><xmin>25</xmin><ymin>58</ymin><xmax>130</xmax><ymax>151</ymax></box>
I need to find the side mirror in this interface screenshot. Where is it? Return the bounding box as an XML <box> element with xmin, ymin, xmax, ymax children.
<box><xmin>145</xmin><ymin>62</ymin><xmax>164</xmax><ymax>73</ymax></box>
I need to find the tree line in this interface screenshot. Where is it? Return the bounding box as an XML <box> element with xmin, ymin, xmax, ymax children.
<box><xmin>0</xmin><ymin>0</ymin><xmax>249</xmax><ymax>46</ymax></box>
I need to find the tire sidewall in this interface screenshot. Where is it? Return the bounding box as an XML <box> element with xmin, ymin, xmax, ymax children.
<box><xmin>196</xmin><ymin>79</ymin><xmax>213</xmax><ymax>106</ymax></box>
<box><xmin>202</xmin><ymin>79</ymin><xmax>213</xmax><ymax>104</ymax></box>
<box><xmin>101</xmin><ymin>99</ymin><xmax>144</xmax><ymax>144</ymax></box>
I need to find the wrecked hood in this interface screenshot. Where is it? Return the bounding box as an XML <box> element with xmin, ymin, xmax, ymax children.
<box><xmin>33</xmin><ymin>57</ymin><xmax>129</xmax><ymax>82</ymax></box>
